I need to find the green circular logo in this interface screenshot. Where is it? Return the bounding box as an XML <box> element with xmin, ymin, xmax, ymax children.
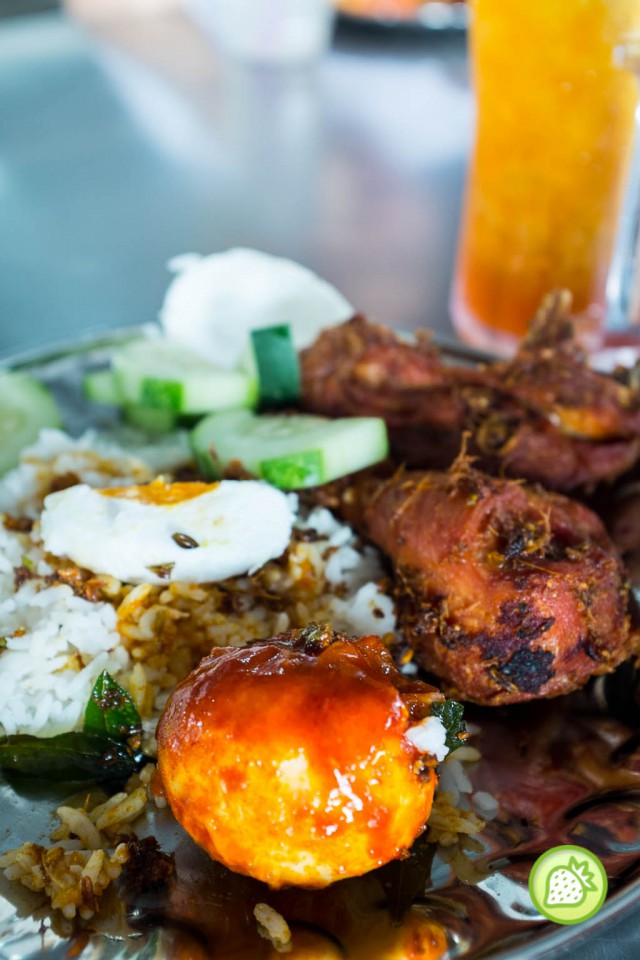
<box><xmin>529</xmin><ymin>845</ymin><xmax>608</xmax><ymax>925</ymax></box>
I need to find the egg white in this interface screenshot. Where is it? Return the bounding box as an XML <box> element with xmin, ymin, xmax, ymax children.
<box><xmin>39</xmin><ymin>479</ymin><xmax>295</xmax><ymax>585</ymax></box>
<box><xmin>159</xmin><ymin>248</ymin><xmax>353</xmax><ymax>368</ymax></box>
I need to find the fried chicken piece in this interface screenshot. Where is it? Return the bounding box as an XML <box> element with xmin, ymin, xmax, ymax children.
<box><xmin>479</xmin><ymin>292</ymin><xmax>640</xmax><ymax>487</ymax></box>
<box><xmin>331</xmin><ymin>462</ymin><xmax>637</xmax><ymax>706</ymax></box>
<box><xmin>157</xmin><ymin>623</ymin><xmax>450</xmax><ymax>889</ymax></box>
<box><xmin>495</xmin><ymin>292</ymin><xmax>638</xmax><ymax>440</ymax></box>
<box><xmin>299</xmin><ymin>293</ymin><xmax>640</xmax><ymax>490</ymax></box>
<box><xmin>300</xmin><ymin>312</ymin><xmax>481</xmax><ymax>471</ymax></box>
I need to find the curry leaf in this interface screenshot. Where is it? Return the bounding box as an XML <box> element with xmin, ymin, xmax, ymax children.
<box><xmin>378</xmin><ymin>833</ymin><xmax>436</xmax><ymax>922</ymax></box>
<box><xmin>0</xmin><ymin>732</ymin><xmax>145</xmax><ymax>782</ymax></box>
<box><xmin>431</xmin><ymin>698</ymin><xmax>466</xmax><ymax>753</ymax></box>
<box><xmin>84</xmin><ymin>670</ymin><xmax>142</xmax><ymax>743</ymax></box>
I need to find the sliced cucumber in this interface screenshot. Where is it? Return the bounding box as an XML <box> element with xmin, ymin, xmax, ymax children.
<box><xmin>122</xmin><ymin>404</ymin><xmax>178</xmax><ymax>433</ymax></box>
<box><xmin>0</xmin><ymin>372</ymin><xmax>62</xmax><ymax>474</ymax></box>
<box><xmin>84</xmin><ymin>365</ymin><xmax>195</xmax><ymax>433</ymax></box>
<box><xmin>191</xmin><ymin>410</ymin><xmax>389</xmax><ymax>489</ymax></box>
<box><xmin>83</xmin><ymin>369</ymin><xmax>123</xmax><ymax>405</ymax></box>
<box><xmin>250</xmin><ymin>325</ymin><xmax>300</xmax><ymax>408</ymax></box>
<box><xmin>112</xmin><ymin>339</ymin><xmax>258</xmax><ymax>415</ymax></box>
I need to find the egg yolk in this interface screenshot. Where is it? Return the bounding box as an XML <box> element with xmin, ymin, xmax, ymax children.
<box><xmin>100</xmin><ymin>478</ymin><xmax>218</xmax><ymax>506</ymax></box>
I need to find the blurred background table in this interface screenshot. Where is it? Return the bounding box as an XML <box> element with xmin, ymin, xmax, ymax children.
<box><xmin>0</xmin><ymin>0</ymin><xmax>470</xmax><ymax>356</ymax></box>
<box><xmin>1</xmin><ymin>3</ymin><xmax>639</xmax><ymax>957</ymax></box>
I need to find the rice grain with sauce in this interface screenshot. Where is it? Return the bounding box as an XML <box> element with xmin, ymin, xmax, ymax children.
<box><xmin>0</xmin><ymin>427</ymin><xmax>487</xmax><ymax>927</ymax></box>
<box><xmin>0</xmin><ymin>428</ymin><xmax>395</xmax><ymax>742</ymax></box>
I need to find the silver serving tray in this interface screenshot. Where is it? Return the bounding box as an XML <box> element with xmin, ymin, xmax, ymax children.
<box><xmin>337</xmin><ymin>2</ymin><xmax>469</xmax><ymax>32</ymax></box>
<box><xmin>1</xmin><ymin>329</ymin><xmax>639</xmax><ymax>960</ymax></box>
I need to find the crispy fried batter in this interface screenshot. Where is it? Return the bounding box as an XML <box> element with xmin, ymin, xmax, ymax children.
<box><xmin>330</xmin><ymin>464</ymin><xmax>638</xmax><ymax>705</ymax></box>
<box><xmin>300</xmin><ymin>298</ymin><xmax>640</xmax><ymax>491</ymax></box>
<box><xmin>119</xmin><ymin>836</ymin><xmax>175</xmax><ymax>897</ymax></box>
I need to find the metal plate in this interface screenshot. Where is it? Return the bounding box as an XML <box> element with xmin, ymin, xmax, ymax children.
<box><xmin>336</xmin><ymin>2</ymin><xmax>468</xmax><ymax>31</ymax></box>
<box><xmin>1</xmin><ymin>331</ymin><xmax>640</xmax><ymax>960</ymax></box>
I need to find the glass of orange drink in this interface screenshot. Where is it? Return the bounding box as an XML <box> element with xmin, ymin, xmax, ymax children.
<box><xmin>451</xmin><ymin>0</ymin><xmax>640</xmax><ymax>353</ymax></box>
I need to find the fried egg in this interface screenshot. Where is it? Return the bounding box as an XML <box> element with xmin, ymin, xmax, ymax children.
<box><xmin>39</xmin><ymin>478</ymin><xmax>295</xmax><ymax>585</ymax></box>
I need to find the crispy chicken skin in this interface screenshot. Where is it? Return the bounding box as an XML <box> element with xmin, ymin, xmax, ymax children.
<box><xmin>156</xmin><ymin>624</ymin><xmax>447</xmax><ymax>889</ymax></box>
<box><xmin>300</xmin><ymin>293</ymin><xmax>640</xmax><ymax>491</ymax></box>
<box><xmin>329</xmin><ymin>463</ymin><xmax>637</xmax><ymax>706</ymax></box>
<box><xmin>299</xmin><ymin>312</ymin><xmax>479</xmax><ymax>471</ymax></box>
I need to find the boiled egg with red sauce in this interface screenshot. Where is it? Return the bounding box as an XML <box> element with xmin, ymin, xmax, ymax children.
<box><xmin>157</xmin><ymin>624</ymin><xmax>447</xmax><ymax>889</ymax></box>
<box><xmin>39</xmin><ymin>478</ymin><xmax>294</xmax><ymax>585</ymax></box>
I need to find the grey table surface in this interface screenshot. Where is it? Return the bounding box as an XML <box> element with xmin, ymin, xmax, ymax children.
<box><xmin>0</xmin><ymin>4</ymin><xmax>471</xmax><ymax>357</ymax></box>
<box><xmin>0</xmin><ymin>5</ymin><xmax>639</xmax><ymax>958</ymax></box>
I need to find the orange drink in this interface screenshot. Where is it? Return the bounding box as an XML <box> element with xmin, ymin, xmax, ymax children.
<box><xmin>451</xmin><ymin>0</ymin><xmax>640</xmax><ymax>352</ymax></box>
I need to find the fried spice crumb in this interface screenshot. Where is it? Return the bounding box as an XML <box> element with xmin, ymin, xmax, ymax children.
<box><xmin>119</xmin><ymin>836</ymin><xmax>174</xmax><ymax>896</ymax></box>
<box><xmin>3</xmin><ymin>515</ymin><xmax>34</xmax><ymax>533</ymax></box>
<box><xmin>48</xmin><ymin>471</ymin><xmax>82</xmax><ymax>494</ymax></box>
<box><xmin>14</xmin><ymin>564</ymin><xmax>37</xmax><ymax>590</ymax></box>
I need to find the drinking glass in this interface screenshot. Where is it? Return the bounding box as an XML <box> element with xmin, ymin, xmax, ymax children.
<box><xmin>450</xmin><ymin>0</ymin><xmax>640</xmax><ymax>354</ymax></box>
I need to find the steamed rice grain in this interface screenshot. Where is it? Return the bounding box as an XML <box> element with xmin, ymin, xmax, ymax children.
<box><xmin>0</xmin><ymin>427</ymin><xmax>489</xmax><ymax>926</ymax></box>
<box><xmin>0</xmin><ymin>429</ymin><xmax>397</xmax><ymax>739</ymax></box>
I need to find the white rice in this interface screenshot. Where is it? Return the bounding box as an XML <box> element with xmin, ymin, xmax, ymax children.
<box><xmin>406</xmin><ymin>715</ymin><xmax>449</xmax><ymax>762</ymax></box>
<box><xmin>0</xmin><ymin>580</ymin><xmax>127</xmax><ymax>737</ymax></box>
<box><xmin>437</xmin><ymin>751</ymin><xmax>474</xmax><ymax>796</ymax></box>
<box><xmin>296</xmin><ymin>505</ymin><xmax>396</xmax><ymax>637</ymax></box>
<box><xmin>0</xmin><ymin>428</ymin><xmax>397</xmax><ymax>739</ymax></box>
<box><xmin>0</xmin><ymin>427</ymin><xmax>193</xmax><ymax>519</ymax></box>
<box><xmin>0</xmin><ymin>427</ymin><xmax>492</xmax><ymax>926</ymax></box>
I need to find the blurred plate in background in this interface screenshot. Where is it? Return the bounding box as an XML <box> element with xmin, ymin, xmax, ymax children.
<box><xmin>335</xmin><ymin>0</ymin><xmax>468</xmax><ymax>31</ymax></box>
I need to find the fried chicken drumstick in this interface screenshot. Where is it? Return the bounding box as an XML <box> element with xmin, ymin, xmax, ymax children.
<box><xmin>325</xmin><ymin>461</ymin><xmax>637</xmax><ymax>705</ymax></box>
<box><xmin>300</xmin><ymin>292</ymin><xmax>640</xmax><ymax>491</ymax></box>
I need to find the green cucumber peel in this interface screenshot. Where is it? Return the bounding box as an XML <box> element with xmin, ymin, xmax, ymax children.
<box><xmin>251</xmin><ymin>325</ymin><xmax>301</xmax><ymax>408</ymax></box>
<box><xmin>190</xmin><ymin>410</ymin><xmax>389</xmax><ymax>489</ymax></box>
<box><xmin>140</xmin><ymin>378</ymin><xmax>183</xmax><ymax>412</ymax></box>
<box><xmin>259</xmin><ymin>449</ymin><xmax>324</xmax><ymax>488</ymax></box>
